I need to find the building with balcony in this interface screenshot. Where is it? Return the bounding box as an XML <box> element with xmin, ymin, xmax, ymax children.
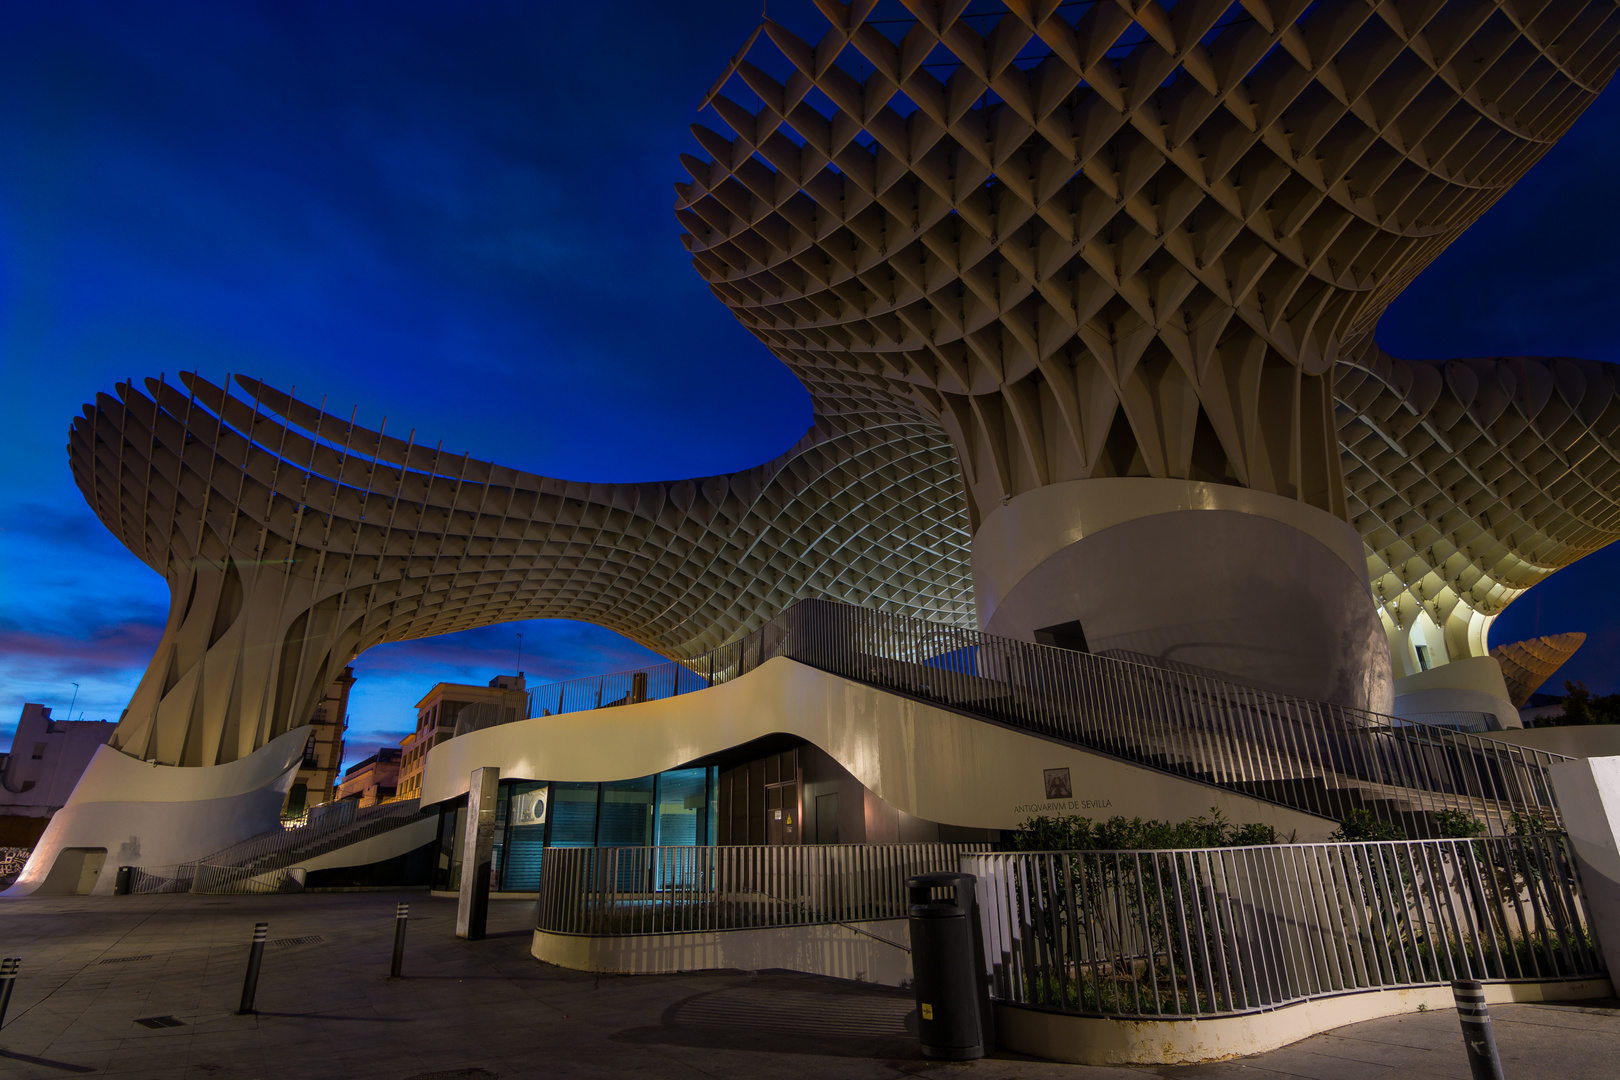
<box><xmin>397</xmin><ymin>675</ymin><xmax>526</xmax><ymax>802</ymax></box>
<box><xmin>283</xmin><ymin>667</ymin><xmax>354</xmax><ymax>817</ymax></box>
<box><xmin>335</xmin><ymin>747</ymin><xmax>402</xmax><ymax>807</ymax></box>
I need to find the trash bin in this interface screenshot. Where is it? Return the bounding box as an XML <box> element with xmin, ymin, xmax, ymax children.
<box><xmin>114</xmin><ymin>866</ymin><xmax>133</xmax><ymax>895</ymax></box>
<box><xmin>907</xmin><ymin>872</ymin><xmax>991</xmax><ymax>1060</ymax></box>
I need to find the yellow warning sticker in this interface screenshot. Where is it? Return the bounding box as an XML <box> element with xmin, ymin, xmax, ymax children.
<box><xmin>921</xmin><ymin>1003</ymin><xmax>933</xmax><ymax>1020</ymax></box>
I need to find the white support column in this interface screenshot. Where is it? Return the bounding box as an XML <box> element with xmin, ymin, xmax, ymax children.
<box><xmin>456</xmin><ymin>766</ymin><xmax>500</xmax><ymax>940</ymax></box>
<box><xmin>1548</xmin><ymin>756</ymin><xmax>1620</xmax><ymax>979</ymax></box>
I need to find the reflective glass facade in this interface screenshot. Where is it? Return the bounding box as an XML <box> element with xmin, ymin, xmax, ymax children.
<box><xmin>432</xmin><ymin>766</ymin><xmax>717</xmax><ymax>893</ymax></box>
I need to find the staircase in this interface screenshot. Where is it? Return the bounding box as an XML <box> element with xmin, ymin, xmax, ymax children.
<box><xmin>761</xmin><ymin>600</ymin><xmax>1569</xmax><ymax>836</ymax></box>
<box><xmin>186</xmin><ymin>799</ymin><xmax>426</xmax><ymax>894</ymax></box>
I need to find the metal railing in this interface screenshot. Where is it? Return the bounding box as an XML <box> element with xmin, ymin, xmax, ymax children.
<box><xmin>965</xmin><ymin>835</ymin><xmax>1604</xmax><ymax>1019</ymax></box>
<box><xmin>785</xmin><ymin>602</ymin><xmax>1572</xmax><ymax>834</ymax></box>
<box><xmin>125</xmin><ymin>799</ymin><xmax>424</xmax><ymax>894</ymax></box>
<box><xmin>126</xmin><ymin>862</ymin><xmax>305</xmax><ymax>895</ymax></box>
<box><xmin>537</xmin><ymin>843</ymin><xmax>989</xmax><ymax>936</ymax></box>
<box><xmin>1395</xmin><ymin>711</ymin><xmax>1495</xmax><ymax>733</ymax></box>
<box><xmin>187</xmin><ymin>863</ymin><xmax>307</xmax><ymax>895</ymax></box>
<box><xmin>127</xmin><ymin>864</ymin><xmax>197</xmax><ymax>894</ymax></box>
<box><xmin>195</xmin><ymin>798</ymin><xmax>417</xmax><ymax>873</ymax></box>
<box><xmin>475</xmin><ymin>598</ymin><xmax>1569</xmax><ymax>834</ymax></box>
<box><xmin>518</xmin><ymin>666</ymin><xmax>710</xmax><ymax>725</ymax></box>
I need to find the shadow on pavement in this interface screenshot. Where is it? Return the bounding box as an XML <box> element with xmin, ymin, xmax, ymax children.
<box><xmin>0</xmin><ymin>1048</ymin><xmax>97</xmax><ymax>1073</ymax></box>
<box><xmin>613</xmin><ymin>977</ymin><xmax>923</xmax><ymax>1059</ymax></box>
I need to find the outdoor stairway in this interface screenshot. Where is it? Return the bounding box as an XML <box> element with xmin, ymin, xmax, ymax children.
<box><xmin>196</xmin><ymin>799</ymin><xmax>425</xmax><ymax>875</ymax></box>
<box><xmin>484</xmin><ymin>598</ymin><xmax>1566</xmax><ymax>837</ymax></box>
<box><xmin>768</xmin><ymin>600</ymin><xmax>1568</xmax><ymax>836</ymax></box>
<box><xmin>874</xmin><ymin>652</ymin><xmax>1546</xmax><ymax>834</ymax></box>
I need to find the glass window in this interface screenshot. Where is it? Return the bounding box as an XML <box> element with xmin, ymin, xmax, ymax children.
<box><xmin>655</xmin><ymin>768</ymin><xmax>708</xmax><ymax>847</ymax></box>
<box><xmin>707</xmin><ymin>767</ymin><xmax>718</xmax><ymax>845</ymax></box>
<box><xmin>433</xmin><ymin>801</ymin><xmax>466</xmax><ymax>892</ymax></box>
<box><xmin>599</xmin><ymin>776</ymin><xmax>654</xmax><ymax>847</ymax></box>
<box><xmin>501</xmin><ymin>782</ymin><xmax>549</xmax><ymax>892</ymax></box>
<box><xmin>490</xmin><ymin>782</ymin><xmax>511</xmax><ymax>888</ymax></box>
<box><xmin>549</xmin><ymin>782</ymin><xmax>599</xmax><ymax>847</ymax></box>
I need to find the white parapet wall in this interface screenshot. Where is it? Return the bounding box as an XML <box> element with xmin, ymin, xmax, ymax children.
<box><xmin>533</xmin><ymin>919</ymin><xmax>913</xmax><ymax>987</ymax></box>
<box><xmin>1482</xmin><ymin>726</ymin><xmax>1620</xmax><ymax>759</ymax></box>
<box><xmin>1391</xmin><ymin>656</ymin><xmax>1522</xmax><ymax>730</ymax></box>
<box><xmin>421</xmin><ymin>655</ymin><xmax>1335</xmax><ymax>840</ymax></box>
<box><xmin>3</xmin><ymin>724</ymin><xmax>312</xmax><ymax>897</ymax></box>
<box><xmin>1548</xmin><ymin>755</ymin><xmax>1620</xmax><ymax>978</ymax></box>
<box><xmin>534</xmin><ymin>916</ymin><xmax>1609</xmax><ymax>1065</ymax></box>
<box><xmin>291</xmin><ymin>815</ymin><xmax>440</xmax><ymax>875</ymax></box>
<box><xmin>994</xmin><ymin>979</ymin><xmax>1613</xmax><ymax>1066</ymax></box>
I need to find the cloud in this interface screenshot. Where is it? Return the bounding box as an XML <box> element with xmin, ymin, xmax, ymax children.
<box><xmin>0</xmin><ymin>622</ymin><xmax>162</xmax><ymax>671</ymax></box>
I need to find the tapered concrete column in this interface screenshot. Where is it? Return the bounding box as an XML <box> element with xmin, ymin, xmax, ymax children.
<box><xmin>456</xmin><ymin>767</ymin><xmax>500</xmax><ymax>941</ymax></box>
<box><xmin>1548</xmin><ymin>757</ymin><xmax>1620</xmax><ymax>979</ymax></box>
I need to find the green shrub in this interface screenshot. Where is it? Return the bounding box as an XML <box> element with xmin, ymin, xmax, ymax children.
<box><xmin>1435</xmin><ymin>809</ymin><xmax>1487</xmax><ymax>838</ymax></box>
<box><xmin>1510</xmin><ymin>811</ymin><xmax>1552</xmax><ymax>835</ymax></box>
<box><xmin>1009</xmin><ymin>807</ymin><xmax>1284</xmax><ymax>851</ymax></box>
<box><xmin>1330</xmin><ymin>808</ymin><xmax>1406</xmax><ymax>841</ymax></box>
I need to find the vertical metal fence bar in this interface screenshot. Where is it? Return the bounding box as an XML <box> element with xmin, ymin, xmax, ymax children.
<box><xmin>1460</xmin><ymin>840</ymin><xmax>1505</xmax><ymax>979</ymax></box>
<box><xmin>1380</xmin><ymin>842</ymin><xmax>1419</xmax><ymax>986</ymax></box>
<box><xmin>1551</xmin><ymin>834</ymin><xmax>1599</xmax><ymax>974</ymax></box>
<box><xmin>1206</xmin><ymin>850</ymin><xmax>1235</xmax><ymax>1011</ymax></box>
<box><xmin>1304</xmin><ymin>844</ymin><xmax>1342</xmax><ymax>996</ymax></box>
<box><xmin>1039</xmin><ymin>853</ymin><xmax>1061</xmax><ymax>1008</ymax></box>
<box><xmin>1508</xmin><ymin>835</ymin><xmax>1543</xmax><ymax>976</ymax></box>
<box><xmin>1060</xmin><ymin>852</ymin><xmax>1081</xmax><ymax>1011</ymax></box>
<box><xmin>1336</xmin><ymin>843</ymin><xmax>1376</xmax><ymax>988</ymax></box>
<box><xmin>1525</xmin><ymin>835</ymin><xmax>1563</xmax><ymax>975</ymax></box>
<box><xmin>1383</xmin><ymin>842</ymin><xmax>1420</xmax><ymax>986</ymax></box>
<box><xmin>1534</xmin><ymin>833</ymin><xmax>1580</xmax><ymax>975</ymax></box>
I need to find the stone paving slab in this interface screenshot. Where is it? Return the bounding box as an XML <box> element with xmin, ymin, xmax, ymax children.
<box><xmin>0</xmin><ymin>892</ymin><xmax>1614</xmax><ymax>1079</ymax></box>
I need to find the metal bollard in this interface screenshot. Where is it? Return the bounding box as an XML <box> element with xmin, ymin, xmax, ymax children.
<box><xmin>1452</xmin><ymin>980</ymin><xmax>1506</xmax><ymax>1080</ymax></box>
<box><xmin>390</xmin><ymin>903</ymin><xmax>409</xmax><ymax>978</ymax></box>
<box><xmin>237</xmin><ymin>922</ymin><xmax>268</xmax><ymax>1015</ymax></box>
<box><xmin>0</xmin><ymin>957</ymin><xmax>19</xmax><ymax>1029</ymax></box>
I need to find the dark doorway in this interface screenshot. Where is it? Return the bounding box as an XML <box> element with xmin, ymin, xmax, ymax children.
<box><xmin>815</xmin><ymin>792</ymin><xmax>839</xmax><ymax>844</ymax></box>
<box><xmin>717</xmin><ymin>743</ymin><xmax>802</xmax><ymax>845</ymax></box>
<box><xmin>1034</xmin><ymin>620</ymin><xmax>1090</xmax><ymax>653</ymax></box>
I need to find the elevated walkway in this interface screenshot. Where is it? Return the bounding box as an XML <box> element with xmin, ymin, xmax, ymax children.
<box><xmin>448</xmin><ymin>599</ymin><xmax>1569</xmax><ymax>837</ymax></box>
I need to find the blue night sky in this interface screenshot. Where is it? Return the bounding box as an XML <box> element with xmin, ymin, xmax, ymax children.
<box><xmin>1</xmin><ymin>1</ymin><xmax>1617</xmax><ymax>764</ymax></box>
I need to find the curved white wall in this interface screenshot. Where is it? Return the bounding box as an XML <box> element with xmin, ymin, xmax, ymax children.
<box><xmin>3</xmin><ymin>724</ymin><xmax>311</xmax><ymax>897</ymax></box>
<box><xmin>1392</xmin><ymin>656</ymin><xmax>1521</xmax><ymax>730</ymax></box>
<box><xmin>421</xmin><ymin>656</ymin><xmax>1333</xmax><ymax>840</ymax></box>
<box><xmin>972</xmin><ymin>479</ymin><xmax>1392</xmax><ymax>712</ymax></box>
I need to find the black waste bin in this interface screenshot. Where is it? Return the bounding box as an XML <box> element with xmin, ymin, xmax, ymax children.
<box><xmin>114</xmin><ymin>866</ymin><xmax>133</xmax><ymax>895</ymax></box>
<box><xmin>907</xmin><ymin>872</ymin><xmax>992</xmax><ymax>1060</ymax></box>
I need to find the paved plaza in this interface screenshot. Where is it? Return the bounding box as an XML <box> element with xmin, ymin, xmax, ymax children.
<box><xmin>0</xmin><ymin>892</ymin><xmax>1614</xmax><ymax>1079</ymax></box>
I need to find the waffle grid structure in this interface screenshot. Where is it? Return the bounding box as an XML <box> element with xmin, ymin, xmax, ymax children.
<box><xmin>69</xmin><ymin>374</ymin><xmax>975</xmax><ymax>766</ymax></box>
<box><xmin>67</xmin><ymin>0</ymin><xmax>1620</xmax><ymax>766</ymax></box>
<box><xmin>1340</xmin><ymin>348</ymin><xmax>1620</xmax><ymax>661</ymax></box>
<box><xmin>1490</xmin><ymin>630</ymin><xmax>1587</xmax><ymax>705</ymax></box>
<box><xmin>678</xmin><ymin>0</ymin><xmax>1620</xmax><ymax>655</ymax></box>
